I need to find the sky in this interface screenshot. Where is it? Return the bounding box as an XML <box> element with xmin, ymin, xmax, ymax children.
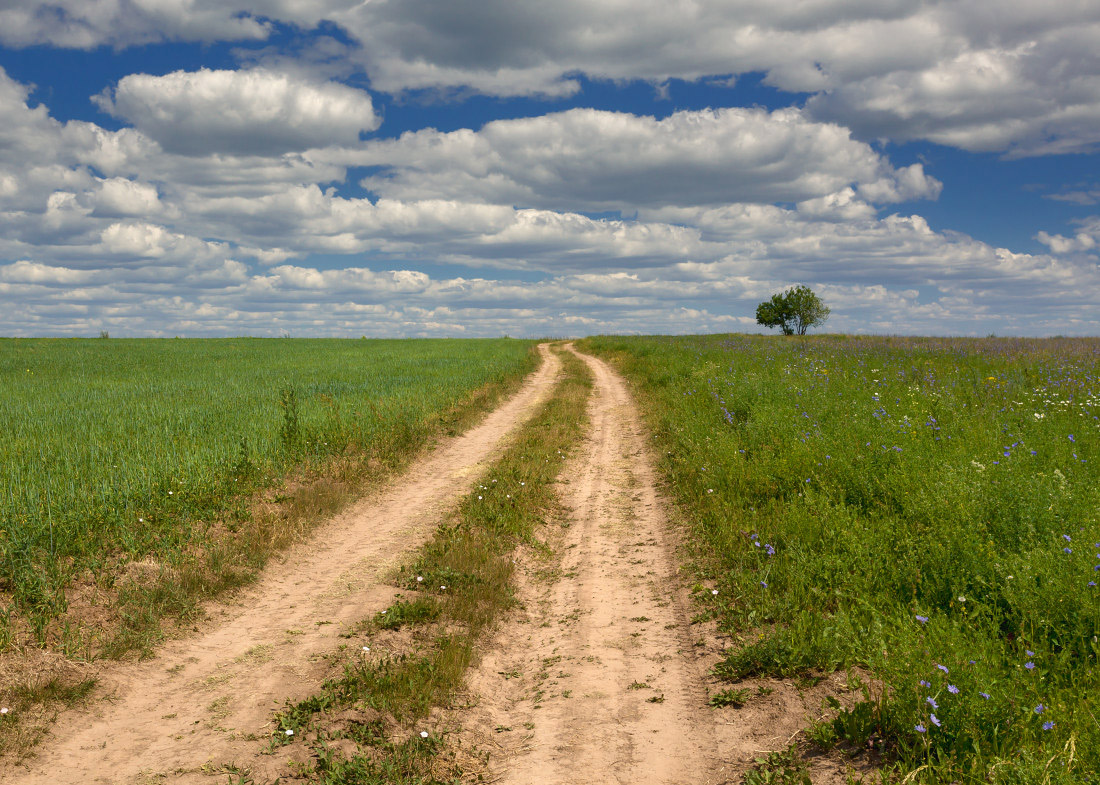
<box><xmin>1</xmin><ymin>1</ymin><xmax>1099</xmax><ymax>338</ymax></box>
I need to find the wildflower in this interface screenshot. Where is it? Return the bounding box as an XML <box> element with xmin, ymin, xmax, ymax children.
<box><xmin>1064</xmin><ymin>534</ymin><xmax>1072</xmax><ymax>542</ymax></box>
<box><xmin>957</xmin><ymin>596</ymin><xmax>966</xmax><ymax>603</ymax></box>
<box><xmin>711</xmin><ymin>589</ymin><xmax>719</xmax><ymax>595</ymax></box>
<box><xmin>420</xmin><ymin>731</ymin><xmax>429</xmax><ymax>738</ymax></box>
<box><xmin>915</xmin><ymin>723</ymin><xmax>927</xmax><ymax>733</ymax></box>
<box><xmin>1064</xmin><ymin>548</ymin><xmax>1072</xmax><ymax>554</ymax></box>
<box><xmin>915</xmin><ymin>615</ymin><xmax>928</xmax><ymax>624</ymax></box>
<box><xmin>979</xmin><ymin>692</ymin><xmax>991</xmax><ymax>700</ymax></box>
<box><xmin>1069</xmin><ymin>434</ymin><xmax>1076</xmax><ymax>442</ymax></box>
<box><xmin>1043</xmin><ymin>721</ymin><xmax>1055</xmax><ymax>730</ymax></box>
<box><xmin>417</xmin><ymin>576</ymin><xmax>423</xmax><ymax>582</ymax></box>
<box><xmin>1025</xmin><ymin>662</ymin><xmax>1035</xmax><ymax>670</ymax></box>
<box><xmin>0</xmin><ymin>707</ymin><xmax>8</xmax><ymax>715</ymax></box>
<box><xmin>919</xmin><ymin>680</ymin><xmax>931</xmax><ymax>688</ymax></box>
<box><xmin>362</xmin><ymin>646</ymin><xmax>370</xmax><ymax>652</ymax></box>
<box><xmin>1026</xmin><ymin>650</ymin><xmax>1035</xmax><ymax>656</ymax></box>
<box><xmin>926</xmin><ymin>696</ymin><xmax>938</xmax><ymax>709</ymax></box>
<box><xmin>936</xmin><ymin>664</ymin><xmax>949</xmax><ymax>674</ymax></box>
<box><xmin>1034</xmin><ymin>704</ymin><xmax>1045</xmax><ymax>714</ymax></box>
<box><xmin>930</xmin><ymin>714</ymin><xmax>941</xmax><ymax>727</ymax></box>
<box><xmin>765</xmin><ymin>544</ymin><xmax>775</xmax><ymax>556</ymax></box>
<box><xmin>760</xmin><ymin>581</ymin><xmax>768</xmax><ymax>588</ymax></box>
<box><xmin>285</xmin><ymin>729</ymin><xmax>294</xmax><ymax>736</ymax></box>
<box><xmin>947</xmin><ymin>684</ymin><xmax>959</xmax><ymax>694</ymax></box>
<box><xmin>440</xmin><ymin>585</ymin><xmax>446</xmax><ymax>590</ymax></box>
<box><xmin>1090</xmin><ymin>582</ymin><xmax>1097</xmax><ymax>587</ymax></box>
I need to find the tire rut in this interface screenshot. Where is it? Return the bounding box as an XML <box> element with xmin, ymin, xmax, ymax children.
<box><xmin>456</xmin><ymin>346</ymin><xmax>735</xmax><ymax>785</ymax></box>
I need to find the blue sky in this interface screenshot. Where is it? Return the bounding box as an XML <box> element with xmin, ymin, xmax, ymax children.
<box><xmin>1</xmin><ymin>2</ymin><xmax>1099</xmax><ymax>337</ymax></box>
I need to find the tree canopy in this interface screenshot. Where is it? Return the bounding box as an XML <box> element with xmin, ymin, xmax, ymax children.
<box><xmin>755</xmin><ymin>285</ymin><xmax>830</xmax><ymax>336</ymax></box>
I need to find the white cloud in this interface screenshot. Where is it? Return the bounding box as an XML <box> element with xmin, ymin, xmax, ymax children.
<box><xmin>0</xmin><ymin>0</ymin><xmax>271</xmax><ymax>48</ymax></box>
<box><xmin>94</xmin><ymin>68</ymin><xmax>380</xmax><ymax>155</ymax></box>
<box><xmin>1036</xmin><ymin>217</ymin><xmax>1100</xmax><ymax>255</ymax></box>
<box><xmin>0</xmin><ymin>65</ymin><xmax>1097</xmax><ymax>337</ymax></box>
<box><xmin>345</xmin><ymin>107</ymin><xmax>939</xmax><ymax>211</ymax></box>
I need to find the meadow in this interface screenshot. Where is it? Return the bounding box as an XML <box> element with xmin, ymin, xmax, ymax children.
<box><xmin>0</xmin><ymin>337</ymin><xmax>536</xmax><ymax>654</ymax></box>
<box><xmin>582</xmin><ymin>334</ymin><xmax>1100</xmax><ymax>783</ymax></box>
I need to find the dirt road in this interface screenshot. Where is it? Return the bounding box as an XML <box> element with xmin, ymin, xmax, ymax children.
<box><xmin>455</xmin><ymin>347</ymin><xmax>735</xmax><ymax>784</ymax></box>
<box><xmin>7</xmin><ymin>345</ymin><xmax>561</xmax><ymax>785</ymax></box>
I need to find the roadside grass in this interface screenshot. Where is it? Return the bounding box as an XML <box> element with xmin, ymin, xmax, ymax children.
<box><xmin>263</xmin><ymin>346</ymin><xmax>592</xmax><ymax>784</ymax></box>
<box><xmin>0</xmin><ymin>338</ymin><xmax>537</xmax><ymax>758</ymax></box>
<box><xmin>581</xmin><ymin>334</ymin><xmax>1100</xmax><ymax>784</ymax></box>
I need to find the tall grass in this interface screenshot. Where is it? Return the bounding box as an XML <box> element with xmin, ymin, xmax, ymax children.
<box><xmin>582</xmin><ymin>334</ymin><xmax>1100</xmax><ymax>784</ymax></box>
<box><xmin>0</xmin><ymin>337</ymin><xmax>535</xmax><ymax>648</ymax></box>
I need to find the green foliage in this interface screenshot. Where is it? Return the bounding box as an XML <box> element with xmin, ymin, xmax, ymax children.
<box><xmin>0</xmin><ymin>337</ymin><xmax>535</xmax><ymax>646</ymax></box>
<box><xmin>756</xmin><ymin>285</ymin><xmax>831</xmax><ymax>336</ymax></box>
<box><xmin>582</xmin><ymin>333</ymin><xmax>1100</xmax><ymax>783</ymax></box>
<box><xmin>743</xmin><ymin>745</ymin><xmax>812</xmax><ymax>785</ymax></box>
<box><xmin>708</xmin><ymin>687</ymin><xmax>750</xmax><ymax>707</ymax></box>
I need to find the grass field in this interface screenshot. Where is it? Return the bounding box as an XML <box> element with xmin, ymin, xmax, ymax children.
<box><xmin>0</xmin><ymin>337</ymin><xmax>536</xmax><ymax>654</ymax></box>
<box><xmin>582</xmin><ymin>334</ymin><xmax>1100</xmax><ymax>784</ymax></box>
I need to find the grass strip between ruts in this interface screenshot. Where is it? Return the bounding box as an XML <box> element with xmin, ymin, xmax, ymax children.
<box><xmin>263</xmin><ymin>346</ymin><xmax>592</xmax><ymax>784</ymax></box>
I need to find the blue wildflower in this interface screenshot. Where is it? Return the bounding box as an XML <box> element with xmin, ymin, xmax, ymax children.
<box><xmin>947</xmin><ymin>684</ymin><xmax>959</xmax><ymax>694</ymax></box>
<box><xmin>936</xmin><ymin>664</ymin><xmax>949</xmax><ymax>674</ymax></box>
<box><xmin>979</xmin><ymin>692</ymin><xmax>991</xmax><ymax>700</ymax></box>
<box><xmin>926</xmin><ymin>696</ymin><xmax>938</xmax><ymax>709</ymax></box>
<box><xmin>1025</xmin><ymin>662</ymin><xmax>1035</xmax><ymax>670</ymax></box>
<box><xmin>1064</xmin><ymin>534</ymin><xmax>1072</xmax><ymax>542</ymax></box>
<box><xmin>919</xmin><ymin>680</ymin><xmax>931</xmax><ymax>688</ymax></box>
<box><xmin>915</xmin><ymin>615</ymin><xmax>928</xmax><ymax>624</ymax></box>
<box><xmin>915</xmin><ymin>723</ymin><xmax>927</xmax><ymax>733</ymax></box>
<box><xmin>930</xmin><ymin>714</ymin><xmax>941</xmax><ymax>727</ymax></box>
<box><xmin>1043</xmin><ymin>721</ymin><xmax>1055</xmax><ymax>730</ymax></box>
<box><xmin>1064</xmin><ymin>548</ymin><xmax>1073</xmax><ymax>554</ymax></box>
<box><xmin>1035</xmin><ymin>704</ymin><xmax>1045</xmax><ymax>714</ymax></box>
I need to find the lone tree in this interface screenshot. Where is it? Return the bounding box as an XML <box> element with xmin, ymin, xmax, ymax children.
<box><xmin>755</xmin><ymin>285</ymin><xmax>830</xmax><ymax>336</ymax></box>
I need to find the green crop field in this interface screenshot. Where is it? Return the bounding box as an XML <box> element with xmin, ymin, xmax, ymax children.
<box><xmin>583</xmin><ymin>334</ymin><xmax>1100</xmax><ymax>784</ymax></box>
<box><xmin>0</xmin><ymin>337</ymin><xmax>536</xmax><ymax>653</ymax></box>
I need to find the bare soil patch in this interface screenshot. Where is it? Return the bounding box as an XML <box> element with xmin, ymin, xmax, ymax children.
<box><xmin>3</xmin><ymin>345</ymin><xmax>561</xmax><ymax>785</ymax></box>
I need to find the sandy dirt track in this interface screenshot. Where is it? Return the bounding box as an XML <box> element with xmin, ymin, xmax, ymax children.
<box><xmin>456</xmin><ymin>347</ymin><xmax>734</xmax><ymax>784</ymax></box>
<box><xmin>7</xmin><ymin>344</ymin><xmax>561</xmax><ymax>785</ymax></box>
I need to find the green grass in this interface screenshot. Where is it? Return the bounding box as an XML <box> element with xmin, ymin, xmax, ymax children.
<box><xmin>268</xmin><ymin>347</ymin><xmax>592</xmax><ymax>784</ymax></box>
<box><xmin>0</xmin><ymin>337</ymin><xmax>536</xmax><ymax>650</ymax></box>
<box><xmin>581</xmin><ymin>334</ymin><xmax>1100</xmax><ymax>784</ymax></box>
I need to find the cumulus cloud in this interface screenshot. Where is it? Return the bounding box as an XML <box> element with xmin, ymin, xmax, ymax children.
<box><xmin>0</xmin><ymin>0</ymin><xmax>271</xmax><ymax>48</ymax></box>
<box><xmin>7</xmin><ymin>2</ymin><xmax>1100</xmax><ymax>155</ymax></box>
<box><xmin>1036</xmin><ymin>217</ymin><xmax>1100</xmax><ymax>255</ymax></box>
<box><xmin>0</xmin><ymin>64</ymin><xmax>1096</xmax><ymax>337</ymax></box>
<box><xmin>345</xmin><ymin>107</ymin><xmax>940</xmax><ymax>211</ymax></box>
<box><xmin>94</xmin><ymin>68</ymin><xmax>380</xmax><ymax>155</ymax></box>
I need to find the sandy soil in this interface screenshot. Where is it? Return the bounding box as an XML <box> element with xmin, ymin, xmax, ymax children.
<box><xmin>5</xmin><ymin>344</ymin><xmax>561</xmax><ymax>785</ymax></box>
<box><xmin>450</xmin><ymin>347</ymin><xmax>865</xmax><ymax>785</ymax></box>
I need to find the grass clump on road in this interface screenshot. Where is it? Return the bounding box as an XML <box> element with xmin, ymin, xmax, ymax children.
<box><xmin>582</xmin><ymin>334</ymin><xmax>1100</xmax><ymax>784</ymax></box>
<box><xmin>268</xmin><ymin>347</ymin><xmax>592</xmax><ymax>783</ymax></box>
